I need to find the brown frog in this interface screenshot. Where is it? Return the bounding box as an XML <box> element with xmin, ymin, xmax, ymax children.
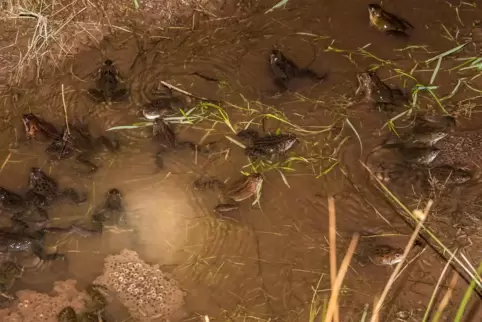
<box><xmin>269</xmin><ymin>49</ymin><xmax>325</xmax><ymax>91</ymax></box>
<box><xmin>394</xmin><ymin>116</ymin><xmax>480</xmax><ymax>183</ymax></box>
<box><xmin>141</xmin><ymin>86</ymin><xmax>191</xmax><ymax>120</ymax></box>
<box><xmin>0</xmin><ymin>260</ymin><xmax>23</xmax><ymax>308</ymax></box>
<box><xmin>57</xmin><ymin>283</ymin><xmax>108</xmax><ymax>322</ymax></box>
<box><xmin>45</xmin><ymin>120</ymin><xmax>119</xmax><ymax>174</ymax></box>
<box><xmin>88</xmin><ymin>59</ymin><xmax>128</xmax><ymax>103</ymax></box>
<box><xmin>356</xmin><ymin>70</ymin><xmax>407</xmax><ymax>111</ymax></box>
<box><xmin>0</xmin><ymin>219</ymin><xmax>66</xmax><ymax>261</ymax></box>
<box><xmin>0</xmin><ymin>260</ymin><xmax>23</xmax><ymax>292</ymax></box>
<box><xmin>22</xmin><ymin>113</ymin><xmax>60</xmax><ymax>141</ymax></box>
<box><xmin>91</xmin><ymin>188</ymin><xmax>126</xmax><ymax>232</ymax></box>
<box><xmin>152</xmin><ymin>118</ymin><xmax>207</xmax><ymax>169</ymax></box>
<box><xmin>194</xmin><ymin>173</ymin><xmax>263</xmax><ymax>215</ymax></box>
<box><xmin>26</xmin><ymin>167</ymin><xmax>87</xmax><ymax>206</ymax></box>
<box><xmin>0</xmin><ymin>260</ymin><xmax>22</xmax><ymax>308</ymax></box>
<box><xmin>368</xmin><ymin>3</ymin><xmax>413</xmax><ymax>37</ymax></box>
<box><xmin>354</xmin><ymin>240</ymin><xmax>404</xmax><ymax>267</ymax></box>
<box><xmin>0</xmin><ymin>187</ymin><xmax>49</xmax><ymax>222</ymax></box>
<box><xmin>237</xmin><ymin>129</ymin><xmax>298</xmax><ymax>160</ymax></box>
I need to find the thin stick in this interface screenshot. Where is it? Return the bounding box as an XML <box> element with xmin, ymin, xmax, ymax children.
<box><xmin>325</xmin><ymin>232</ymin><xmax>360</xmax><ymax>321</ymax></box>
<box><xmin>422</xmin><ymin>248</ymin><xmax>458</xmax><ymax>321</ymax></box>
<box><xmin>160</xmin><ymin>80</ymin><xmax>211</xmax><ymax>101</ymax></box>
<box><xmin>61</xmin><ymin>84</ymin><xmax>70</xmax><ymax>135</ymax></box>
<box><xmin>370</xmin><ymin>200</ymin><xmax>432</xmax><ymax>321</ymax></box>
<box><xmin>328</xmin><ymin>196</ymin><xmax>340</xmax><ymax>322</ymax></box>
<box><xmin>0</xmin><ymin>152</ymin><xmax>12</xmax><ymax>174</ymax></box>
<box><xmin>432</xmin><ymin>272</ymin><xmax>459</xmax><ymax>322</ymax></box>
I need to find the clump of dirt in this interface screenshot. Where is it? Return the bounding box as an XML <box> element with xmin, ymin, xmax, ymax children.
<box><xmin>0</xmin><ymin>279</ymin><xmax>86</xmax><ymax>322</ymax></box>
<box><xmin>94</xmin><ymin>249</ymin><xmax>187</xmax><ymax>321</ymax></box>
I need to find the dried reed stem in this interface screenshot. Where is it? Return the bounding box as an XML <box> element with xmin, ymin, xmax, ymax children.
<box><xmin>328</xmin><ymin>196</ymin><xmax>339</xmax><ymax>322</ymax></box>
<box><xmin>325</xmin><ymin>232</ymin><xmax>360</xmax><ymax>321</ymax></box>
<box><xmin>432</xmin><ymin>272</ymin><xmax>459</xmax><ymax>322</ymax></box>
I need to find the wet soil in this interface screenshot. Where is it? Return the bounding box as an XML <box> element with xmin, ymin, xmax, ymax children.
<box><xmin>0</xmin><ymin>0</ymin><xmax>481</xmax><ymax>321</ymax></box>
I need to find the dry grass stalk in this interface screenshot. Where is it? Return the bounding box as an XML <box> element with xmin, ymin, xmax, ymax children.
<box><xmin>328</xmin><ymin>196</ymin><xmax>340</xmax><ymax>322</ymax></box>
<box><xmin>325</xmin><ymin>232</ymin><xmax>360</xmax><ymax>322</ymax></box>
<box><xmin>370</xmin><ymin>200</ymin><xmax>433</xmax><ymax>322</ymax></box>
<box><xmin>432</xmin><ymin>272</ymin><xmax>459</xmax><ymax>322</ymax></box>
<box><xmin>422</xmin><ymin>248</ymin><xmax>459</xmax><ymax>321</ymax></box>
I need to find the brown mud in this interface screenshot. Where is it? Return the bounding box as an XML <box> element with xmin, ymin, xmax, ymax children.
<box><xmin>0</xmin><ymin>0</ymin><xmax>481</xmax><ymax>321</ymax></box>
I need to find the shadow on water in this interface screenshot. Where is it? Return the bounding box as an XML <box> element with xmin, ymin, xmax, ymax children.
<box><xmin>0</xmin><ymin>0</ymin><xmax>481</xmax><ymax>320</ymax></box>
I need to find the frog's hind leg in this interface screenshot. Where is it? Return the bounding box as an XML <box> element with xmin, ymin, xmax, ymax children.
<box><xmin>297</xmin><ymin>68</ymin><xmax>327</xmax><ymax>82</ymax></box>
<box><xmin>385</xmin><ymin>30</ymin><xmax>410</xmax><ymax>38</ymax></box>
<box><xmin>32</xmin><ymin>241</ymin><xmax>66</xmax><ymax>261</ymax></box>
<box><xmin>155</xmin><ymin>151</ymin><xmax>165</xmax><ymax>169</ymax></box>
<box><xmin>76</xmin><ymin>152</ymin><xmax>99</xmax><ymax>174</ymax></box>
<box><xmin>111</xmin><ymin>88</ymin><xmax>129</xmax><ymax>102</ymax></box>
<box><xmin>87</xmin><ymin>88</ymin><xmax>106</xmax><ymax>103</ymax></box>
<box><xmin>97</xmin><ymin>135</ymin><xmax>120</xmax><ymax>152</ymax></box>
<box><xmin>61</xmin><ymin>188</ymin><xmax>87</xmax><ymax>205</ymax></box>
<box><xmin>237</xmin><ymin>129</ymin><xmax>260</xmax><ymax>142</ymax></box>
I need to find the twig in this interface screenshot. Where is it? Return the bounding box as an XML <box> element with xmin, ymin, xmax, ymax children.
<box><xmin>422</xmin><ymin>249</ymin><xmax>459</xmax><ymax>321</ymax></box>
<box><xmin>160</xmin><ymin>80</ymin><xmax>211</xmax><ymax>101</ymax></box>
<box><xmin>61</xmin><ymin>84</ymin><xmax>70</xmax><ymax>135</ymax></box>
<box><xmin>432</xmin><ymin>272</ymin><xmax>459</xmax><ymax>322</ymax></box>
<box><xmin>0</xmin><ymin>152</ymin><xmax>12</xmax><ymax>174</ymax></box>
<box><xmin>328</xmin><ymin>196</ymin><xmax>340</xmax><ymax>322</ymax></box>
<box><xmin>325</xmin><ymin>232</ymin><xmax>360</xmax><ymax>321</ymax></box>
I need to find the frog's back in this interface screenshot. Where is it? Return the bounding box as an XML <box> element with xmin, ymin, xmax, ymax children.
<box><xmin>433</xmin><ymin>130</ymin><xmax>482</xmax><ymax>169</ymax></box>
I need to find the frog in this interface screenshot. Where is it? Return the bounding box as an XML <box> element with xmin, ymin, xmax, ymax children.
<box><xmin>22</xmin><ymin>113</ymin><xmax>60</xmax><ymax>141</ymax></box>
<box><xmin>0</xmin><ymin>260</ymin><xmax>23</xmax><ymax>292</ymax></box>
<box><xmin>58</xmin><ymin>283</ymin><xmax>108</xmax><ymax>322</ymax></box>
<box><xmin>57</xmin><ymin>307</ymin><xmax>107</xmax><ymax>322</ymax></box>
<box><xmin>152</xmin><ymin>117</ymin><xmax>208</xmax><ymax>169</ymax></box>
<box><xmin>194</xmin><ymin>173</ymin><xmax>263</xmax><ymax>215</ymax></box>
<box><xmin>394</xmin><ymin>116</ymin><xmax>482</xmax><ymax>182</ymax></box>
<box><xmin>26</xmin><ymin>167</ymin><xmax>87</xmax><ymax>207</ymax></box>
<box><xmin>0</xmin><ymin>221</ymin><xmax>66</xmax><ymax>261</ymax></box>
<box><xmin>355</xmin><ymin>70</ymin><xmax>407</xmax><ymax>111</ymax></box>
<box><xmin>367</xmin><ymin>245</ymin><xmax>404</xmax><ymax>266</ymax></box>
<box><xmin>368</xmin><ymin>3</ymin><xmax>414</xmax><ymax>37</ymax></box>
<box><xmin>45</xmin><ymin>120</ymin><xmax>119</xmax><ymax>174</ymax></box>
<box><xmin>269</xmin><ymin>49</ymin><xmax>325</xmax><ymax>91</ymax></box>
<box><xmin>141</xmin><ymin>86</ymin><xmax>191</xmax><ymax>120</ymax></box>
<box><xmin>91</xmin><ymin>188</ymin><xmax>126</xmax><ymax>232</ymax></box>
<box><xmin>0</xmin><ymin>260</ymin><xmax>21</xmax><ymax>308</ymax></box>
<box><xmin>0</xmin><ymin>187</ymin><xmax>49</xmax><ymax>223</ymax></box>
<box><xmin>236</xmin><ymin>129</ymin><xmax>298</xmax><ymax>160</ymax></box>
<box><xmin>88</xmin><ymin>59</ymin><xmax>128</xmax><ymax>103</ymax></box>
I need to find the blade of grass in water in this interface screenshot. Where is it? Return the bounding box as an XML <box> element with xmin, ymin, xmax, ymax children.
<box><xmin>430</xmin><ymin>56</ymin><xmax>443</xmax><ymax>84</ymax></box>
<box><xmin>454</xmin><ymin>262</ymin><xmax>482</xmax><ymax>322</ymax></box>
<box><xmin>425</xmin><ymin>43</ymin><xmax>467</xmax><ymax>63</ymax></box>
<box><xmin>265</xmin><ymin>0</ymin><xmax>289</xmax><ymax>14</ymax></box>
<box><xmin>345</xmin><ymin>118</ymin><xmax>363</xmax><ymax>155</ymax></box>
<box><xmin>106</xmin><ymin>122</ymin><xmax>153</xmax><ymax>131</ymax></box>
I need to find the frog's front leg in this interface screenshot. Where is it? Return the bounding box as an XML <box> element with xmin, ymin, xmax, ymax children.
<box><xmin>214</xmin><ymin>196</ymin><xmax>239</xmax><ymax>215</ymax></box>
<box><xmin>76</xmin><ymin>152</ymin><xmax>98</xmax><ymax>174</ymax></box>
<box><xmin>32</xmin><ymin>242</ymin><xmax>66</xmax><ymax>261</ymax></box>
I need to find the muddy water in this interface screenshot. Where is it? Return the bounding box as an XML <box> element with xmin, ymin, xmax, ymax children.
<box><xmin>1</xmin><ymin>0</ymin><xmax>482</xmax><ymax>321</ymax></box>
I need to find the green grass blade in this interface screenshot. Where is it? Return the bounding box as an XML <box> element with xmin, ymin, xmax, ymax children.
<box><xmin>453</xmin><ymin>262</ymin><xmax>482</xmax><ymax>322</ymax></box>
